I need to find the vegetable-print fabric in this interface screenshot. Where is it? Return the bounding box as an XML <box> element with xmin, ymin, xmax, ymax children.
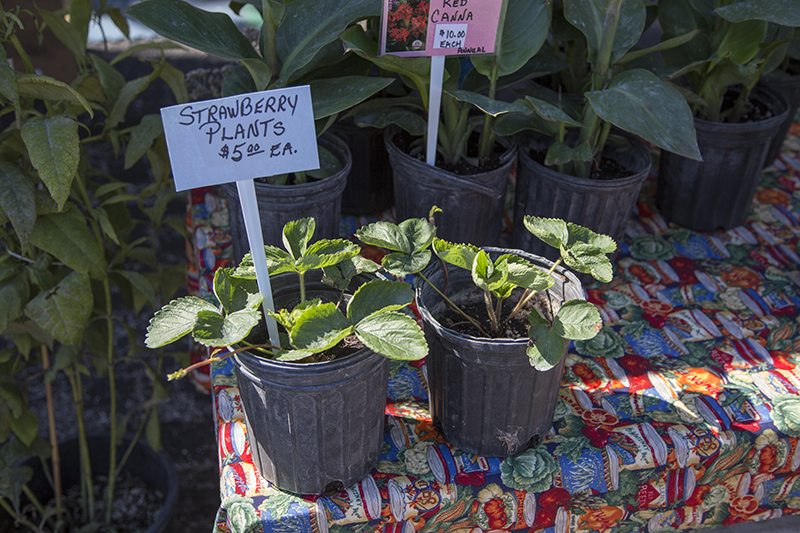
<box><xmin>209</xmin><ymin>121</ymin><xmax>800</xmax><ymax>532</ymax></box>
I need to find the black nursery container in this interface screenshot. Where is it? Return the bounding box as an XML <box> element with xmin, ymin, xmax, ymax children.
<box><xmin>658</xmin><ymin>85</ymin><xmax>790</xmax><ymax>233</ymax></box>
<box><xmin>385</xmin><ymin>126</ymin><xmax>517</xmax><ymax>247</ymax></box>
<box><xmin>222</xmin><ymin>133</ymin><xmax>350</xmax><ymax>262</ymax></box>
<box><xmin>232</xmin><ymin>272</ymin><xmax>389</xmax><ymax>495</ymax></box>
<box><xmin>513</xmin><ymin>132</ymin><xmax>651</xmax><ymax>265</ymax></box>
<box><xmin>761</xmin><ymin>71</ymin><xmax>800</xmax><ymax>167</ymax></box>
<box><xmin>416</xmin><ymin>248</ymin><xmax>585</xmax><ymax>457</ymax></box>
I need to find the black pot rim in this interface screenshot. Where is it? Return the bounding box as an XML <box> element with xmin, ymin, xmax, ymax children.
<box><xmin>383</xmin><ymin>125</ymin><xmax>519</xmax><ymax>178</ymax></box>
<box><xmin>415</xmin><ymin>247</ymin><xmax>583</xmax><ymax>347</ymax></box>
<box><xmin>692</xmin><ymin>84</ymin><xmax>790</xmax><ymax>133</ymax></box>
<box><xmin>518</xmin><ymin>132</ymin><xmax>653</xmax><ymax>189</ymax></box>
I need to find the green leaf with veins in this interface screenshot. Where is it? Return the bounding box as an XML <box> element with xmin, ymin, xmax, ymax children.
<box><xmin>523</xmin><ymin>216</ymin><xmax>569</xmax><ymax>249</ymax></box>
<box><xmin>191</xmin><ymin>308</ymin><xmax>261</xmax><ymax>347</ymax></box>
<box><xmin>347</xmin><ymin>280</ymin><xmax>413</xmax><ymax>325</ymax></box>
<box><xmin>552</xmin><ymin>300</ymin><xmax>602</xmax><ymax>340</ymax></box>
<box><xmin>357</xmin><ymin>218</ymin><xmax>437</xmax><ymax>276</ymax></box>
<box><xmin>502</xmin><ymin>254</ymin><xmax>554</xmax><ymax>291</ymax></box>
<box><xmin>282</xmin><ymin>217</ymin><xmax>315</xmax><ymax>260</ymax></box>
<box><xmin>213</xmin><ymin>268</ymin><xmax>262</xmax><ymax>314</ymax></box>
<box><xmin>432</xmin><ymin>238</ymin><xmax>480</xmax><ymax>271</ymax></box>
<box><xmin>355</xmin><ymin>312</ymin><xmax>427</xmax><ymax>361</ymax></box>
<box><xmin>472</xmin><ymin>251</ymin><xmax>508</xmax><ymax>294</ymax></box>
<box><xmin>146</xmin><ymin>296</ymin><xmax>219</xmax><ymax>348</ymax></box>
<box><xmin>289</xmin><ymin>302</ymin><xmax>352</xmax><ymax>352</ymax></box>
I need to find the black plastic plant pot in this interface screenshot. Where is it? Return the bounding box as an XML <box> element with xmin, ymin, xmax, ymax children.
<box><xmin>513</xmin><ymin>132</ymin><xmax>651</xmax><ymax>265</ymax></box>
<box><xmin>415</xmin><ymin>248</ymin><xmax>585</xmax><ymax>457</ymax></box>
<box><xmin>232</xmin><ymin>272</ymin><xmax>389</xmax><ymax>495</ymax></box>
<box><xmin>657</xmin><ymin>84</ymin><xmax>790</xmax><ymax>233</ymax></box>
<box><xmin>385</xmin><ymin>126</ymin><xmax>517</xmax><ymax>247</ymax></box>
<box><xmin>222</xmin><ymin>132</ymin><xmax>351</xmax><ymax>263</ymax></box>
<box><xmin>331</xmin><ymin>116</ymin><xmax>394</xmax><ymax>215</ymax></box>
<box><xmin>25</xmin><ymin>436</ymin><xmax>179</xmax><ymax>533</ymax></box>
<box><xmin>760</xmin><ymin>72</ymin><xmax>800</xmax><ymax>167</ymax></box>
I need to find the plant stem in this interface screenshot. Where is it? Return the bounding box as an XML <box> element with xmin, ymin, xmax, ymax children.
<box><xmin>298</xmin><ymin>271</ymin><xmax>306</xmax><ymax>302</ymax></box>
<box><xmin>507</xmin><ymin>258</ymin><xmax>562</xmax><ymax>322</ymax></box>
<box><xmin>261</xmin><ymin>0</ymin><xmax>280</xmax><ymax>79</ymax></box>
<box><xmin>102</xmin><ymin>281</ymin><xmax>117</xmax><ymax>525</ymax></box>
<box><xmin>0</xmin><ymin>498</ymin><xmax>39</xmax><ymax>532</ymax></box>
<box><xmin>484</xmin><ymin>291</ymin><xmax>499</xmax><ymax>334</ymax></box>
<box><xmin>40</xmin><ymin>346</ymin><xmax>63</xmax><ymax>524</ymax></box>
<box><xmin>167</xmin><ymin>344</ymin><xmax>281</xmax><ymax>381</ymax></box>
<box><xmin>418</xmin><ymin>272</ymin><xmax>490</xmax><ymax>337</ymax></box>
<box><xmin>478</xmin><ymin>59</ymin><xmax>500</xmax><ymax>163</ymax></box>
<box><xmin>67</xmin><ymin>369</ymin><xmax>94</xmax><ymax>523</ymax></box>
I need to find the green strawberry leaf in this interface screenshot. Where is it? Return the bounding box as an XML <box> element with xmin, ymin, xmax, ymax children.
<box><xmin>552</xmin><ymin>300</ymin><xmax>602</xmax><ymax>340</ymax></box>
<box><xmin>523</xmin><ymin>216</ymin><xmax>569</xmax><ymax>249</ymax></box>
<box><xmin>347</xmin><ymin>280</ymin><xmax>413</xmax><ymax>325</ymax></box>
<box><xmin>290</xmin><ymin>302</ymin><xmax>352</xmax><ymax>352</ymax></box>
<box><xmin>355</xmin><ymin>312</ymin><xmax>427</xmax><ymax>361</ymax></box>
<box><xmin>146</xmin><ymin>296</ymin><xmax>219</xmax><ymax>348</ymax></box>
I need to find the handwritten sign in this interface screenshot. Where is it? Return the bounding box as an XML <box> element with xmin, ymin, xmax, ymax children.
<box><xmin>381</xmin><ymin>0</ymin><xmax>502</xmax><ymax>57</ymax></box>
<box><xmin>160</xmin><ymin>85</ymin><xmax>319</xmax><ymax>191</ymax></box>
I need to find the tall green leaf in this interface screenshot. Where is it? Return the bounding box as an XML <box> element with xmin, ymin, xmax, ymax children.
<box><xmin>275</xmin><ymin>0</ymin><xmax>381</xmax><ymax>86</ymax></box>
<box><xmin>471</xmin><ymin>0</ymin><xmax>551</xmax><ymax>78</ymax></box>
<box><xmin>125</xmin><ymin>0</ymin><xmax>261</xmax><ymax>61</ymax></box>
<box><xmin>124</xmin><ymin>114</ymin><xmax>163</xmax><ymax>170</ymax></box>
<box><xmin>309</xmin><ymin>76</ymin><xmax>394</xmax><ymax>120</ymax></box>
<box><xmin>24</xmin><ymin>271</ymin><xmax>92</xmax><ymax>345</ymax></box>
<box><xmin>0</xmin><ymin>162</ymin><xmax>36</xmax><ymax>248</ymax></box>
<box><xmin>564</xmin><ymin>0</ymin><xmax>646</xmax><ymax>64</ymax></box>
<box><xmin>20</xmin><ymin>116</ymin><xmax>80</xmax><ymax>210</ymax></box>
<box><xmin>30</xmin><ymin>209</ymin><xmax>106</xmax><ymax>279</ymax></box>
<box><xmin>586</xmin><ymin>69</ymin><xmax>701</xmax><ymax>160</ymax></box>
<box><xmin>716</xmin><ymin>0</ymin><xmax>800</xmax><ymax>26</ymax></box>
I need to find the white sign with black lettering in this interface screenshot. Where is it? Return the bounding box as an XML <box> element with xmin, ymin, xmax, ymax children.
<box><xmin>160</xmin><ymin>85</ymin><xmax>319</xmax><ymax>191</ymax></box>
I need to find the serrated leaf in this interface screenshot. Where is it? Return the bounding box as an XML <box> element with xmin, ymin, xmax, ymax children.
<box><xmin>355</xmin><ymin>312</ymin><xmax>427</xmax><ymax>361</ymax></box>
<box><xmin>30</xmin><ymin>208</ymin><xmax>106</xmax><ymax>279</ymax></box>
<box><xmin>503</xmin><ymin>255</ymin><xmax>554</xmax><ymax>291</ymax></box>
<box><xmin>298</xmin><ymin>239</ymin><xmax>360</xmax><ymax>271</ymax></box>
<box><xmin>527</xmin><ymin>322</ymin><xmax>565</xmax><ymax>372</ymax></box>
<box><xmin>214</xmin><ymin>269</ymin><xmax>262</xmax><ymax>315</ymax></box>
<box><xmin>432</xmin><ymin>238</ymin><xmax>480</xmax><ymax>271</ymax></box>
<box><xmin>347</xmin><ymin>280</ymin><xmax>412</xmax><ymax>325</ymax></box>
<box><xmin>17</xmin><ymin>75</ymin><xmax>92</xmax><ymax>116</ymax></box>
<box><xmin>24</xmin><ymin>271</ymin><xmax>92</xmax><ymax>345</ymax></box>
<box><xmin>289</xmin><ymin>302</ymin><xmax>351</xmax><ymax>352</ymax></box>
<box><xmin>237</xmin><ymin>247</ymin><xmax>295</xmax><ymax>278</ymax></box>
<box><xmin>113</xmin><ymin>270</ymin><xmax>157</xmax><ymax>312</ymax></box>
<box><xmin>356</xmin><ymin>220</ymin><xmax>413</xmax><ymax>253</ymax></box>
<box><xmin>472</xmin><ymin>251</ymin><xmax>507</xmax><ymax>293</ymax></box>
<box><xmin>282</xmin><ymin>217</ymin><xmax>315</xmax><ymax>260</ymax></box>
<box><xmin>9</xmin><ymin>410</ymin><xmax>38</xmax><ymax>447</ymax></box>
<box><xmin>21</xmin><ymin>115</ymin><xmax>80</xmax><ymax>210</ymax></box>
<box><xmin>561</xmin><ymin>243</ymin><xmax>615</xmax><ymax>283</ymax></box>
<box><xmin>553</xmin><ymin>300</ymin><xmax>602</xmax><ymax>340</ymax></box>
<box><xmin>382</xmin><ymin>250</ymin><xmax>431</xmax><ymax>277</ymax></box>
<box><xmin>523</xmin><ymin>216</ymin><xmax>569</xmax><ymax>249</ymax></box>
<box><xmin>0</xmin><ymin>162</ymin><xmax>36</xmax><ymax>248</ymax></box>
<box><xmin>275</xmin><ymin>349</ymin><xmax>314</xmax><ymax>362</ymax></box>
<box><xmin>0</xmin><ymin>271</ymin><xmax>28</xmax><ymax>333</ymax></box>
<box><xmin>269</xmin><ymin>298</ymin><xmax>321</xmax><ymax>332</ymax></box>
<box><xmin>566</xmin><ymin>222</ymin><xmax>617</xmax><ymax>253</ymax></box>
<box><xmin>322</xmin><ymin>255</ymin><xmax>380</xmax><ymax>291</ymax></box>
<box><xmin>399</xmin><ymin>218</ymin><xmax>437</xmax><ymax>252</ymax></box>
<box><xmin>192</xmin><ymin>308</ymin><xmax>261</xmax><ymax>347</ymax></box>
<box><xmin>146</xmin><ymin>296</ymin><xmax>218</xmax><ymax>348</ymax></box>
<box><xmin>0</xmin><ymin>61</ymin><xmax>20</xmax><ymax>113</ymax></box>
<box><xmin>125</xmin><ymin>114</ymin><xmax>163</xmax><ymax>169</ymax></box>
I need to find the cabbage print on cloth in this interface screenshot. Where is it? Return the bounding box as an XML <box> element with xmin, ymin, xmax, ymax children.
<box><xmin>207</xmin><ymin>119</ymin><xmax>800</xmax><ymax>533</ymax></box>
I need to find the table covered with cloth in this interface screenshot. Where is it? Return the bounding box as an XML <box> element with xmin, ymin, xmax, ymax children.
<box><xmin>200</xmin><ymin>127</ymin><xmax>800</xmax><ymax>533</ymax></box>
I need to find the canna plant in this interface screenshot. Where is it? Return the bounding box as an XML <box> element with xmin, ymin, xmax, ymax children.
<box><xmin>146</xmin><ymin>218</ymin><xmax>428</xmax><ymax>373</ymax></box>
<box><xmin>126</xmin><ymin>0</ymin><xmax>395</xmax><ymax>184</ymax></box>
<box><xmin>356</xmin><ymin>212</ymin><xmax>610</xmax><ymax>371</ymax></box>
<box><xmin>495</xmin><ymin>0</ymin><xmax>703</xmax><ymax>178</ymax></box>
<box><xmin>657</xmin><ymin>0</ymin><xmax>800</xmax><ymax>123</ymax></box>
<box><xmin>341</xmin><ymin>0</ymin><xmax>551</xmax><ymax>169</ymax></box>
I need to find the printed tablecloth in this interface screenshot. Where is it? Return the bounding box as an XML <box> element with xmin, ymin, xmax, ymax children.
<box><xmin>205</xmin><ymin>122</ymin><xmax>800</xmax><ymax>533</ymax></box>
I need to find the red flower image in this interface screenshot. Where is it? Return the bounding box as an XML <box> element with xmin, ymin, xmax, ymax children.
<box><xmin>386</xmin><ymin>0</ymin><xmax>429</xmax><ymax>52</ymax></box>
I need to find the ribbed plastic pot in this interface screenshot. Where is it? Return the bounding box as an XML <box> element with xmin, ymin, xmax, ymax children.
<box><xmin>385</xmin><ymin>127</ymin><xmax>517</xmax><ymax>247</ymax></box>
<box><xmin>416</xmin><ymin>248</ymin><xmax>584</xmax><ymax>457</ymax></box>
<box><xmin>222</xmin><ymin>133</ymin><xmax>350</xmax><ymax>262</ymax></box>
<box><xmin>761</xmin><ymin>72</ymin><xmax>800</xmax><ymax>167</ymax></box>
<box><xmin>331</xmin><ymin>117</ymin><xmax>394</xmax><ymax>215</ymax></box>
<box><xmin>26</xmin><ymin>436</ymin><xmax>178</xmax><ymax>533</ymax></box>
<box><xmin>232</xmin><ymin>272</ymin><xmax>389</xmax><ymax>495</ymax></box>
<box><xmin>513</xmin><ymin>133</ymin><xmax>651</xmax><ymax>264</ymax></box>
<box><xmin>657</xmin><ymin>84</ymin><xmax>790</xmax><ymax>233</ymax></box>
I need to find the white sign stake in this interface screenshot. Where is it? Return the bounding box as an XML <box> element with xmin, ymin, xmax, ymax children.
<box><xmin>236</xmin><ymin>179</ymin><xmax>281</xmax><ymax>349</ymax></box>
<box><xmin>426</xmin><ymin>55</ymin><xmax>446</xmax><ymax>167</ymax></box>
<box><xmin>160</xmin><ymin>85</ymin><xmax>320</xmax><ymax>354</ymax></box>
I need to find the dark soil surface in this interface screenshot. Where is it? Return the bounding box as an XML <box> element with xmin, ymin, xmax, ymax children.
<box><xmin>391</xmin><ymin>129</ymin><xmax>507</xmax><ymax>175</ymax></box>
<box><xmin>438</xmin><ymin>289</ymin><xmax>553</xmax><ymax>339</ymax></box>
<box><xmin>529</xmin><ymin>146</ymin><xmax>635</xmax><ymax>180</ymax></box>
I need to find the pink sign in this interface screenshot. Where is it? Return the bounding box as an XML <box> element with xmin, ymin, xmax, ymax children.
<box><xmin>381</xmin><ymin>0</ymin><xmax>502</xmax><ymax>57</ymax></box>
